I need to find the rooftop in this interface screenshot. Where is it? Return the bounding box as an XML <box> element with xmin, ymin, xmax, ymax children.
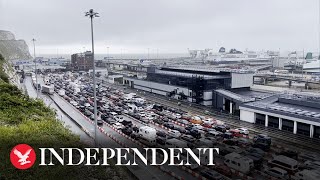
<box><xmin>243</xmin><ymin>93</ymin><xmax>320</xmax><ymax>121</ymax></box>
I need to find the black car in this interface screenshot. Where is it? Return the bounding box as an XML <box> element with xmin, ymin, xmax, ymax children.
<box><xmin>163</xmin><ymin>122</ymin><xmax>174</xmax><ymax>129</ymax></box>
<box><xmin>174</xmin><ymin>126</ymin><xmax>186</xmax><ymax>133</ymax></box>
<box><xmin>190</xmin><ymin>129</ymin><xmax>201</xmax><ymax>139</ymax></box>
<box><xmin>101</xmin><ymin>114</ymin><xmax>109</xmax><ymax>121</ymax></box>
<box><xmin>156</xmin><ymin>130</ymin><xmax>167</xmax><ymax>138</ymax></box>
<box><xmin>132</xmin><ymin>126</ymin><xmax>139</xmax><ymax>133</ymax></box>
<box><xmin>200</xmin><ymin>170</ymin><xmax>223</xmax><ymax>180</ymax></box>
<box><xmin>121</xmin><ymin>127</ymin><xmax>133</xmax><ymax>136</ymax></box>
<box><xmin>121</xmin><ymin>120</ymin><xmax>133</xmax><ymax>127</ymax></box>
<box><xmin>156</xmin><ymin>137</ymin><xmax>166</xmax><ymax>145</ymax></box>
<box><xmin>253</xmin><ymin>134</ymin><xmax>271</xmax><ymax>145</ymax></box>
<box><xmin>223</xmin><ymin>139</ymin><xmax>238</xmax><ymax>146</ymax></box>
<box><xmin>185</xmin><ymin>125</ymin><xmax>194</xmax><ymax>131</ymax></box>
<box><xmin>221</xmin><ymin>132</ymin><xmax>233</xmax><ymax>139</ymax></box>
<box><xmin>215</xmin><ymin>125</ymin><xmax>227</xmax><ymax>133</ymax></box>
<box><xmin>153</xmin><ymin>118</ymin><xmax>164</xmax><ymax>125</ymax></box>
<box><xmin>130</xmin><ymin>132</ymin><xmax>140</xmax><ymax>139</ymax></box>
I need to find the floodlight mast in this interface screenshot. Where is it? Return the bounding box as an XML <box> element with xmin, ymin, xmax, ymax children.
<box><xmin>85</xmin><ymin>9</ymin><xmax>99</xmax><ymax>146</ymax></box>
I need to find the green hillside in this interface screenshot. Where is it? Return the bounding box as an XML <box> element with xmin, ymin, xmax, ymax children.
<box><xmin>0</xmin><ymin>53</ymin><xmax>130</xmax><ymax>179</ymax></box>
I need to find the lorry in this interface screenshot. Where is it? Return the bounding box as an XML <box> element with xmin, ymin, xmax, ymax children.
<box><xmin>41</xmin><ymin>85</ymin><xmax>54</xmax><ymax>95</ymax></box>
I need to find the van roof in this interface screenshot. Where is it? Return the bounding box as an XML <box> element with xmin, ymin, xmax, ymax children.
<box><xmin>271</xmin><ymin>167</ymin><xmax>288</xmax><ymax>174</ymax></box>
<box><xmin>139</xmin><ymin>126</ymin><xmax>156</xmax><ymax>131</ymax></box>
<box><xmin>273</xmin><ymin>155</ymin><xmax>298</xmax><ymax>165</ymax></box>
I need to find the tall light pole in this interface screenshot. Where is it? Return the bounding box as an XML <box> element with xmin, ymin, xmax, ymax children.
<box><xmin>148</xmin><ymin>48</ymin><xmax>150</xmax><ymax>60</ymax></box>
<box><xmin>85</xmin><ymin>9</ymin><xmax>99</xmax><ymax>146</ymax></box>
<box><xmin>32</xmin><ymin>38</ymin><xmax>38</xmax><ymax>98</ymax></box>
<box><xmin>107</xmin><ymin>46</ymin><xmax>109</xmax><ymax>61</ymax></box>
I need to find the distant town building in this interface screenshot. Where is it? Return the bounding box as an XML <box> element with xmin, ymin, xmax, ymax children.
<box><xmin>71</xmin><ymin>51</ymin><xmax>93</xmax><ymax>71</ymax></box>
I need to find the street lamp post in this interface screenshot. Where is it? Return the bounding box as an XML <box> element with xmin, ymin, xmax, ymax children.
<box><xmin>107</xmin><ymin>46</ymin><xmax>109</xmax><ymax>61</ymax></box>
<box><xmin>32</xmin><ymin>38</ymin><xmax>38</xmax><ymax>98</ymax></box>
<box><xmin>85</xmin><ymin>9</ymin><xmax>99</xmax><ymax>146</ymax></box>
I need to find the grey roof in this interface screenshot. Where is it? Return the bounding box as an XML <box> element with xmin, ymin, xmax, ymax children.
<box><xmin>243</xmin><ymin>97</ymin><xmax>320</xmax><ymax>122</ymax></box>
<box><xmin>215</xmin><ymin>89</ymin><xmax>255</xmax><ymax>102</ymax></box>
<box><xmin>155</xmin><ymin>69</ymin><xmax>230</xmax><ymax>79</ymax></box>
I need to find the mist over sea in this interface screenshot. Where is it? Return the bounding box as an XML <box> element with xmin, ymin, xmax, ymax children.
<box><xmin>38</xmin><ymin>53</ymin><xmax>189</xmax><ymax>60</ymax></box>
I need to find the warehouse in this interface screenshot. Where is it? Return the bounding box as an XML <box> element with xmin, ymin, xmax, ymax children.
<box><xmin>239</xmin><ymin>93</ymin><xmax>320</xmax><ymax>138</ymax></box>
<box><xmin>123</xmin><ymin>67</ymin><xmax>254</xmax><ymax>106</ymax></box>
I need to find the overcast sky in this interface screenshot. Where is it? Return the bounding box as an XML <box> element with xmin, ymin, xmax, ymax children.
<box><xmin>0</xmin><ymin>0</ymin><xmax>319</xmax><ymax>55</ymax></box>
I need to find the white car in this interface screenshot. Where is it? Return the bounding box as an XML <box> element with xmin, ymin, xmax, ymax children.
<box><xmin>114</xmin><ymin>116</ymin><xmax>124</xmax><ymax>123</ymax></box>
<box><xmin>173</xmin><ymin>113</ymin><xmax>182</xmax><ymax>119</ymax></box>
<box><xmin>113</xmin><ymin>122</ymin><xmax>124</xmax><ymax>130</ymax></box>
<box><xmin>202</xmin><ymin>118</ymin><xmax>215</xmax><ymax>125</ymax></box>
<box><xmin>168</xmin><ymin>130</ymin><xmax>181</xmax><ymax>138</ymax></box>
<box><xmin>193</xmin><ymin>124</ymin><xmax>204</xmax><ymax>130</ymax></box>
<box><xmin>236</xmin><ymin>128</ymin><xmax>249</xmax><ymax>135</ymax></box>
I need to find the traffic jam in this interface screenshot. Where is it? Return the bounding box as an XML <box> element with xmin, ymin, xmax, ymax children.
<box><xmin>42</xmin><ymin>71</ymin><xmax>320</xmax><ymax>180</ymax></box>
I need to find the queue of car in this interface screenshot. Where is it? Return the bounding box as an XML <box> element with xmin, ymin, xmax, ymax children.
<box><xmin>47</xmin><ymin>72</ymin><xmax>320</xmax><ymax>180</ymax></box>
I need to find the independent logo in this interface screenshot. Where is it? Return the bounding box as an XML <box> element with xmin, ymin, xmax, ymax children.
<box><xmin>10</xmin><ymin>144</ymin><xmax>36</xmax><ymax>169</ymax></box>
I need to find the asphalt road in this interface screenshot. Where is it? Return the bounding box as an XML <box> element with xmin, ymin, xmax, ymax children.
<box><xmin>31</xmin><ymin>76</ymin><xmax>178</xmax><ymax>180</ymax></box>
<box><xmin>24</xmin><ymin>76</ymin><xmax>93</xmax><ymax>144</ymax></box>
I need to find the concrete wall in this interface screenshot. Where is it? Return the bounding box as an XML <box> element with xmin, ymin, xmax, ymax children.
<box><xmin>231</xmin><ymin>73</ymin><xmax>253</xmax><ymax>88</ymax></box>
<box><xmin>203</xmin><ymin>91</ymin><xmax>212</xmax><ymax>101</ymax></box>
<box><xmin>130</xmin><ymin>78</ymin><xmax>190</xmax><ymax>95</ymax></box>
<box><xmin>240</xmin><ymin>109</ymin><xmax>256</xmax><ymax>123</ymax></box>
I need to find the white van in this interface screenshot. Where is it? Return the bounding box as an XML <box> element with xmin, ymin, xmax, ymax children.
<box><xmin>224</xmin><ymin>152</ymin><xmax>254</xmax><ymax>174</ymax></box>
<box><xmin>109</xmin><ymin>112</ymin><xmax>118</xmax><ymax>119</ymax></box>
<box><xmin>138</xmin><ymin>126</ymin><xmax>157</xmax><ymax>139</ymax></box>
<box><xmin>268</xmin><ymin>155</ymin><xmax>298</xmax><ymax>174</ymax></box>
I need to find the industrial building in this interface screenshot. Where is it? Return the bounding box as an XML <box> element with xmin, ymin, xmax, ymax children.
<box><xmin>71</xmin><ymin>51</ymin><xmax>93</xmax><ymax>71</ymax></box>
<box><xmin>123</xmin><ymin>67</ymin><xmax>254</xmax><ymax>106</ymax></box>
<box><xmin>239</xmin><ymin>92</ymin><xmax>320</xmax><ymax>138</ymax></box>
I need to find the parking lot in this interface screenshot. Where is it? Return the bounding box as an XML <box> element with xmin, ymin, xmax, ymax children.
<box><xmin>39</xmin><ymin>71</ymin><xmax>320</xmax><ymax>180</ymax></box>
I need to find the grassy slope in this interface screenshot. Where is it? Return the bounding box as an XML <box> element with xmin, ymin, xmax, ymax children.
<box><xmin>0</xmin><ymin>54</ymin><xmax>129</xmax><ymax>179</ymax></box>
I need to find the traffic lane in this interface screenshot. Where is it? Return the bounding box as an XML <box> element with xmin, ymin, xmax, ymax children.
<box><xmin>25</xmin><ymin>77</ymin><xmax>93</xmax><ymax>144</ymax></box>
<box><xmin>120</xmin><ymin>115</ymin><xmax>170</xmax><ymax>133</ymax></box>
<box><xmin>32</xmin><ymin>77</ymin><xmax>174</xmax><ymax>180</ymax></box>
<box><xmin>100</xmin><ymin>119</ymin><xmax>197</xmax><ymax>180</ymax></box>
<box><xmin>51</xmin><ymin>93</ymin><xmax>175</xmax><ymax>180</ymax></box>
<box><xmin>50</xmin><ymin>93</ymin><xmax>115</xmax><ymax>146</ymax></box>
<box><xmin>25</xmin><ymin>77</ymin><xmax>38</xmax><ymax>98</ymax></box>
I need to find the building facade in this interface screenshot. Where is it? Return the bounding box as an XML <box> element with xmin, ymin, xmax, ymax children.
<box><xmin>123</xmin><ymin>67</ymin><xmax>254</xmax><ymax>106</ymax></box>
<box><xmin>71</xmin><ymin>51</ymin><xmax>93</xmax><ymax>71</ymax></box>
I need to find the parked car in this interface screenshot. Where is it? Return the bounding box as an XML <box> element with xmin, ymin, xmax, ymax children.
<box><xmin>121</xmin><ymin>127</ymin><xmax>133</xmax><ymax>136</ymax></box>
<box><xmin>164</xmin><ymin>122</ymin><xmax>174</xmax><ymax>129</ymax></box>
<box><xmin>215</xmin><ymin>125</ymin><xmax>227</xmax><ymax>133</ymax></box>
<box><xmin>265</xmin><ymin>167</ymin><xmax>289</xmax><ymax>180</ymax></box>
<box><xmin>168</xmin><ymin>130</ymin><xmax>181</xmax><ymax>138</ymax></box>
<box><xmin>200</xmin><ymin>170</ymin><xmax>223</xmax><ymax>180</ymax></box>
<box><xmin>113</xmin><ymin>122</ymin><xmax>124</xmax><ymax>130</ymax></box>
<box><xmin>156</xmin><ymin>130</ymin><xmax>167</xmax><ymax>138</ymax></box>
<box><xmin>121</xmin><ymin>120</ymin><xmax>133</xmax><ymax>127</ymax></box>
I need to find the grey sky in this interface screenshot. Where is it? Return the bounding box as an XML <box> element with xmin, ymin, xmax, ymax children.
<box><xmin>0</xmin><ymin>0</ymin><xmax>319</xmax><ymax>55</ymax></box>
